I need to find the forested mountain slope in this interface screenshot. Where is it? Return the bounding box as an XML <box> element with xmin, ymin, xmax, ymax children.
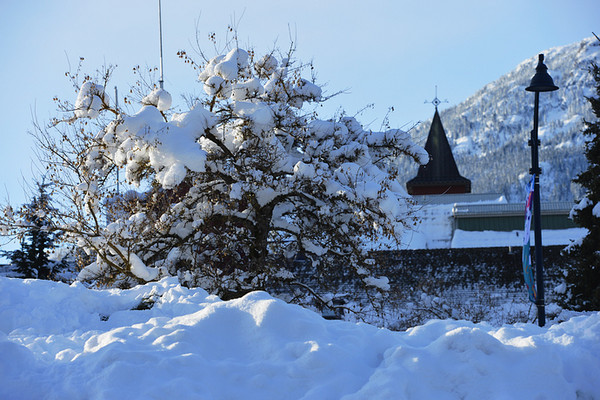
<box><xmin>402</xmin><ymin>37</ymin><xmax>599</xmax><ymax>202</ymax></box>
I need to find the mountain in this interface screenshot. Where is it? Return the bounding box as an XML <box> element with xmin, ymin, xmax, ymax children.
<box><xmin>402</xmin><ymin>37</ymin><xmax>600</xmax><ymax>202</ymax></box>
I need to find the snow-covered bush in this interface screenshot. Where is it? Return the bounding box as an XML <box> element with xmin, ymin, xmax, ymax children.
<box><xmin>7</xmin><ymin>42</ymin><xmax>427</xmax><ymax>304</ymax></box>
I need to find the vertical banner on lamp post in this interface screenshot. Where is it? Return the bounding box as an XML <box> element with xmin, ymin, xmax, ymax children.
<box><xmin>523</xmin><ymin>175</ymin><xmax>537</xmax><ymax>303</ymax></box>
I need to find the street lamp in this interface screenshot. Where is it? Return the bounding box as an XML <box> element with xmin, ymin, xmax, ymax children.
<box><xmin>525</xmin><ymin>54</ymin><xmax>559</xmax><ymax>327</ymax></box>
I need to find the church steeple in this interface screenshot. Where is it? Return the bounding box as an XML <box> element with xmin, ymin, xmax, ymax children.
<box><xmin>406</xmin><ymin>108</ymin><xmax>471</xmax><ymax>195</ymax></box>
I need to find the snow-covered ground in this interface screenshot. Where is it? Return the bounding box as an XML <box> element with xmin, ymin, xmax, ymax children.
<box><xmin>451</xmin><ymin>227</ymin><xmax>587</xmax><ymax>248</ymax></box>
<box><xmin>1</xmin><ymin>277</ymin><xmax>599</xmax><ymax>399</ymax></box>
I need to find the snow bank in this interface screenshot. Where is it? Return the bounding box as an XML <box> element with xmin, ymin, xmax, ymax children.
<box><xmin>1</xmin><ymin>277</ymin><xmax>599</xmax><ymax>399</ymax></box>
<box><xmin>451</xmin><ymin>228</ymin><xmax>587</xmax><ymax>248</ymax></box>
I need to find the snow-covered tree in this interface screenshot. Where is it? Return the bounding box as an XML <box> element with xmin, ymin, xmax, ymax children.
<box><xmin>4</xmin><ymin>41</ymin><xmax>427</xmax><ymax>303</ymax></box>
<box><xmin>1</xmin><ymin>181</ymin><xmax>67</xmax><ymax>279</ymax></box>
<box><xmin>563</xmin><ymin>60</ymin><xmax>600</xmax><ymax>310</ymax></box>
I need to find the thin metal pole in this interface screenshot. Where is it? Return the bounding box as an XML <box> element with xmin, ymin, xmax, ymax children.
<box><xmin>114</xmin><ymin>86</ymin><xmax>120</xmax><ymax>195</ymax></box>
<box><xmin>530</xmin><ymin>91</ymin><xmax>545</xmax><ymax>327</ymax></box>
<box><xmin>158</xmin><ymin>0</ymin><xmax>164</xmax><ymax>89</ymax></box>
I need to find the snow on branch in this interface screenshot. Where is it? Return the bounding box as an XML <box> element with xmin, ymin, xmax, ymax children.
<box><xmin>74</xmin><ymin>81</ymin><xmax>106</xmax><ymax>119</ymax></box>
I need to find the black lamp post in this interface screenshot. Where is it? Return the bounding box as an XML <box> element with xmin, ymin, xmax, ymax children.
<box><xmin>525</xmin><ymin>54</ymin><xmax>559</xmax><ymax>327</ymax></box>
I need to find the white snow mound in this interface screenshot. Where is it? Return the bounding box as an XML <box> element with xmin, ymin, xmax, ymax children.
<box><xmin>1</xmin><ymin>277</ymin><xmax>599</xmax><ymax>399</ymax></box>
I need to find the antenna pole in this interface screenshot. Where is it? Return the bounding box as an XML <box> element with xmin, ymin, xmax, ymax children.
<box><xmin>158</xmin><ymin>0</ymin><xmax>164</xmax><ymax>89</ymax></box>
<box><xmin>114</xmin><ymin>86</ymin><xmax>120</xmax><ymax>195</ymax></box>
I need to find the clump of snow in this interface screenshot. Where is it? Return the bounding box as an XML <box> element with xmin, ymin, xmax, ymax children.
<box><xmin>554</xmin><ymin>282</ymin><xmax>567</xmax><ymax>295</ymax></box>
<box><xmin>363</xmin><ymin>275</ymin><xmax>390</xmax><ymax>291</ymax></box>
<box><xmin>232</xmin><ymin>101</ymin><xmax>274</xmax><ymax>127</ymax></box>
<box><xmin>231</xmin><ymin>78</ymin><xmax>264</xmax><ymax>101</ymax></box>
<box><xmin>292</xmin><ymin>78</ymin><xmax>322</xmax><ymax>107</ymax></box>
<box><xmin>74</xmin><ymin>81</ymin><xmax>105</xmax><ymax>119</ymax></box>
<box><xmin>198</xmin><ymin>48</ymin><xmax>249</xmax><ymax>88</ymax></box>
<box><xmin>104</xmin><ymin>103</ymin><xmax>212</xmax><ymax>189</ymax></box>
<box><xmin>214</xmin><ymin>48</ymin><xmax>249</xmax><ymax>80</ymax></box>
<box><xmin>570</xmin><ymin>196</ymin><xmax>591</xmax><ymax>219</ymax></box>
<box><xmin>142</xmin><ymin>88</ymin><xmax>172</xmax><ymax>111</ymax></box>
<box><xmin>76</xmin><ymin>259</ymin><xmax>104</xmax><ymax>281</ymax></box>
<box><xmin>593</xmin><ymin>202</ymin><xmax>600</xmax><ymax>218</ymax></box>
<box><xmin>203</xmin><ymin>75</ymin><xmax>231</xmax><ymax>98</ymax></box>
<box><xmin>1</xmin><ymin>277</ymin><xmax>599</xmax><ymax>399</ymax></box>
<box><xmin>255</xmin><ymin>54</ymin><xmax>278</xmax><ymax>77</ymax></box>
<box><xmin>293</xmin><ymin>161</ymin><xmax>316</xmax><ymax>179</ymax></box>
<box><xmin>127</xmin><ymin>252</ymin><xmax>159</xmax><ymax>281</ymax></box>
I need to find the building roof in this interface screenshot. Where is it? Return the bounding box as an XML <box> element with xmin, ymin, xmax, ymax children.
<box><xmin>412</xmin><ymin>193</ymin><xmax>504</xmax><ymax>205</ymax></box>
<box><xmin>452</xmin><ymin>201</ymin><xmax>574</xmax><ymax>218</ymax></box>
<box><xmin>451</xmin><ymin>201</ymin><xmax>577</xmax><ymax>232</ymax></box>
<box><xmin>407</xmin><ymin>109</ymin><xmax>471</xmax><ymax>193</ymax></box>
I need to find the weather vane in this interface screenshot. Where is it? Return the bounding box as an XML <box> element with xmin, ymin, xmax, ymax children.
<box><xmin>425</xmin><ymin>85</ymin><xmax>448</xmax><ymax>109</ymax></box>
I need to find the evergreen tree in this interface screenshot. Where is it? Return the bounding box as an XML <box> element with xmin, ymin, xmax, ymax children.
<box><xmin>2</xmin><ymin>182</ymin><xmax>61</xmax><ymax>279</ymax></box>
<box><xmin>564</xmin><ymin>61</ymin><xmax>600</xmax><ymax>310</ymax></box>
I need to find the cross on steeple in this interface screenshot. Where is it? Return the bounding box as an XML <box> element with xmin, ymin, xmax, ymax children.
<box><xmin>425</xmin><ymin>85</ymin><xmax>448</xmax><ymax>110</ymax></box>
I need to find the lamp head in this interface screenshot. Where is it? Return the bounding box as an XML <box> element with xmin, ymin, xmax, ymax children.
<box><xmin>526</xmin><ymin>54</ymin><xmax>559</xmax><ymax>92</ymax></box>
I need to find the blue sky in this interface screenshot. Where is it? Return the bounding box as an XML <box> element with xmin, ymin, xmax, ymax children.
<box><xmin>0</xmin><ymin>0</ymin><xmax>598</xmax><ymax>210</ymax></box>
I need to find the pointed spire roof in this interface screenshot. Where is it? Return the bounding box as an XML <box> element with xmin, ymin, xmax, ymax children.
<box><xmin>406</xmin><ymin>109</ymin><xmax>471</xmax><ymax>195</ymax></box>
